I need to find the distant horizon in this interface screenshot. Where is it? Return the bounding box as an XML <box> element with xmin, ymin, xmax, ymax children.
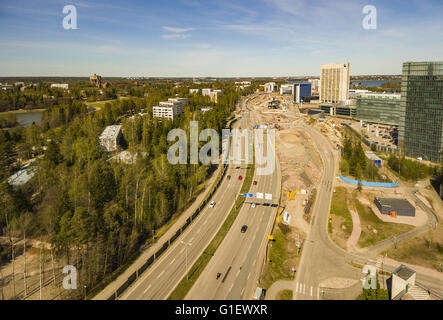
<box><xmin>0</xmin><ymin>74</ymin><xmax>403</xmax><ymax>79</ymax></box>
<box><xmin>1</xmin><ymin>0</ymin><xmax>443</xmax><ymax>76</ymax></box>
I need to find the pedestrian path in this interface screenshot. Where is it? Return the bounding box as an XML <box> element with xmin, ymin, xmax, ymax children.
<box><xmin>294</xmin><ymin>282</ymin><xmax>321</xmax><ymax>299</ymax></box>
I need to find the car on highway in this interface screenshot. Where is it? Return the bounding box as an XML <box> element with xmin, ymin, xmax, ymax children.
<box><xmin>251</xmin><ymin>203</ymin><xmax>256</xmax><ymax>208</ymax></box>
<box><xmin>241</xmin><ymin>225</ymin><xmax>248</xmax><ymax>233</ymax></box>
<box><xmin>209</xmin><ymin>201</ymin><xmax>216</xmax><ymax>208</ymax></box>
<box><xmin>227</xmin><ymin>175</ymin><xmax>231</xmax><ymax>180</ymax></box>
<box><xmin>253</xmin><ymin>180</ymin><xmax>257</xmax><ymax>185</ymax></box>
<box><xmin>238</xmin><ymin>175</ymin><xmax>243</xmax><ymax>180</ymax></box>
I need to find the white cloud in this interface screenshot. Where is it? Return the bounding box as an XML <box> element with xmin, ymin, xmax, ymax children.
<box><xmin>161</xmin><ymin>34</ymin><xmax>190</xmax><ymax>39</ymax></box>
<box><xmin>162</xmin><ymin>26</ymin><xmax>195</xmax><ymax>33</ymax></box>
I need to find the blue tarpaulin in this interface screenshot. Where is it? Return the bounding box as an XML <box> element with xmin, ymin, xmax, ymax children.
<box><xmin>338</xmin><ymin>174</ymin><xmax>398</xmax><ymax>188</ymax></box>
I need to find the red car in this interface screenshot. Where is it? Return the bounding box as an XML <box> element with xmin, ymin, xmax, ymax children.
<box><xmin>238</xmin><ymin>175</ymin><xmax>243</xmax><ymax>180</ymax></box>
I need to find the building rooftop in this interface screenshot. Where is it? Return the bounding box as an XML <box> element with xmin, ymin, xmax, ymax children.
<box><xmin>8</xmin><ymin>164</ymin><xmax>35</xmax><ymax>187</ymax></box>
<box><xmin>359</xmin><ymin>93</ymin><xmax>401</xmax><ymax>99</ymax></box>
<box><xmin>99</xmin><ymin>125</ymin><xmax>122</xmax><ymax>141</ymax></box>
<box><xmin>393</xmin><ymin>264</ymin><xmax>416</xmax><ymax>281</ymax></box>
<box><xmin>375</xmin><ymin>197</ymin><xmax>415</xmax><ymax>210</ymax></box>
<box><xmin>365</xmin><ymin>151</ymin><xmax>382</xmax><ymax>161</ymax></box>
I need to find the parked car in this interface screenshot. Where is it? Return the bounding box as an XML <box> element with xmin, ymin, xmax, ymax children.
<box><xmin>209</xmin><ymin>201</ymin><xmax>216</xmax><ymax>208</ymax></box>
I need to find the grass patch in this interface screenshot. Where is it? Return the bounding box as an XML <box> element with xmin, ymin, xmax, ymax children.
<box><xmin>277</xmin><ymin>289</ymin><xmax>293</xmax><ymax>300</ymax></box>
<box><xmin>383</xmin><ymin>223</ymin><xmax>443</xmax><ymax>272</ymax></box>
<box><xmin>355</xmin><ymin>198</ymin><xmax>414</xmax><ymax>248</ymax></box>
<box><xmin>259</xmin><ymin>223</ymin><xmax>298</xmax><ymax>290</ymax></box>
<box><xmin>168</xmin><ymin>163</ymin><xmax>255</xmax><ymax>300</ymax></box>
<box><xmin>329</xmin><ymin>187</ymin><xmax>353</xmax><ymax>238</ymax></box>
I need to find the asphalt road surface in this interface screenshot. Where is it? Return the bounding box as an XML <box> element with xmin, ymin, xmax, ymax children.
<box><xmin>120</xmin><ymin>99</ymin><xmax>251</xmax><ymax>300</ymax></box>
<box><xmin>186</xmin><ymin>106</ymin><xmax>280</xmax><ymax>300</ymax></box>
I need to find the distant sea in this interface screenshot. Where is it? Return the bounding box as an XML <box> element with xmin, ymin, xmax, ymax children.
<box><xmin>351</xmin><ymin>80</ymin><xmax>401</xmax><ymax>87</ymax></box>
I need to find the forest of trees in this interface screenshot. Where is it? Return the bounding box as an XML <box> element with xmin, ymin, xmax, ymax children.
<box><xmin>340</xmin><ymin>133</ymin><xmax>383</xmax><ymax>182</ymax></box>
<box><xmin>0</xmin><ymin>81</ymin><xmax>256</xmax><ymax>298</ymax></box>
<box><xmin>387</xmin><ymin>155</ymin><xmax>441</xmax><ymax>181</ymax></box>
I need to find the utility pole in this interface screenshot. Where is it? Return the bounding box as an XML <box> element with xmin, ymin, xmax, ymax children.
<box><xmin>39</xmin><ymin>243</ymin><xmax>42</xmax><ymax>300</ymax></box>
<box><xmin>181</xmin><ymin>241</ymin><xmax>192</xmax><ymax>280</ymax></box>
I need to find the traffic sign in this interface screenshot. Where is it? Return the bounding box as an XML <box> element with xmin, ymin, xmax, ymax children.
<box><xmin>256</xmin><ymin>193</ymin><xmax>264</xmax><ymax>199</ymax></box>
<box><xmin>265</xmin><ymin>193</ymin><xmax>273</xmax><ymax>200</ymax></box>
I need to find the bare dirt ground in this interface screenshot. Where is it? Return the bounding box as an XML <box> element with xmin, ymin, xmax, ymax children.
<box><xmin>0</xmin><ymin>243</ymin><xmax>73</xmax><ymax>300</ymax></box>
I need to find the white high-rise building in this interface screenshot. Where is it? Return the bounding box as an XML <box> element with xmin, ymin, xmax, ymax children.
<box><xmin>320</xmin><ymin>63</ymin><xmax>350</xmax><ymax>104</ymax></box>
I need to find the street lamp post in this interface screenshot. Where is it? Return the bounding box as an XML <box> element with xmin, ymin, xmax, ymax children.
<box><xmin>181</xmin><ymin>241</ymin><xmax>192</xmax><ymax>280</ymax></box>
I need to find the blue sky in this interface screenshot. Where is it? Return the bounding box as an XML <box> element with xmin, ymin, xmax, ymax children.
<box><xmin>1</xmin><ymin>0</ymin><xmax>443</xmax><ymax>77</ymax></box>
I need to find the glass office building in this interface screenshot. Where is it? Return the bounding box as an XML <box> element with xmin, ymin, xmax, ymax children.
<box><xmin>398</xmin><ymin>61</ymin><xmax>443</xmax><ymax>162</ymax></box>
<box><xmin>356</xmin><ymin>93</ymin><xmax>402</xmax><ymax>126</ymax></box>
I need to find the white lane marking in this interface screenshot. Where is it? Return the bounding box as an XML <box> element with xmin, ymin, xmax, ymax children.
<box><xmin>247</xmin><ymin>272</ymin><xmax>251</xmax><ymax>280</ymax></box>
<box><xmin>143</xmin><ymin>284</ymin><xmax>152</xmax><ymax>294</ymax></box>
<box><xmin>229</xmin><ymin>284</ymin><xmax>234</xmax><ymax>292</ymax></box>
<box><xmin>156</xmin><ymin>270</ymin><xmax>165</xmax><ymax>279</ymax></box>
<box><xmin>203</xmin><ymin>220</ymin><xmax>207</xmax><ymax>225</ymax></box>
<box><xmin>310</xmin><ymin>286</ymin><xmax>313</xmax><ymax>297</ymax></box>
<box><xmin>241</xmin><ymin>288</ymin><xmax>245</xmax><ymax>297</ymax></box>
<box><xmin>189</xmin><ymin>236</ymin><xmax>194</xmax><ymax>242</ymax></box>
<box><xmin>296</xmin><ymin>282</ymin><xmax>299</xmax><ymax>293</ymax></box>
<box><xmin>236</xmin><ymin>270</ymin><xmax>241</xmax><ymax>278</ymax></box>
<box><xmin>169</xmin><ymin>258</ymin><xmax>176</xmax><ymax>266</ymax></box>
<box><xmin>317</xmin><ymin>288</ymin><xmax>320</xmax><ymax>299</ymax></box>
<box><xmin>179</xmin><ymin>247</ymin><xmax>185</xmax><ymax>254</ymax></box>
<box><xmin>303</xmin><ymin>284</ymin><xmax>306</xmax><ymax>295</ymax></box>
<box><xmin>196</xmin><ymin>227</ymin><xmax>201</xmax><ymax>234</ymax></box>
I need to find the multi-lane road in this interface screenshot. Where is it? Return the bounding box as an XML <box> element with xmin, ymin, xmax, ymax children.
<box><xmin>119</xmin><ymin>99</ymin><xmax>252</xmax><ymax>299</ymax></box>
<box><xmin>186</xmin><ymin>105</ymin><xmax>280</xmax><ymax>300</ymax></box>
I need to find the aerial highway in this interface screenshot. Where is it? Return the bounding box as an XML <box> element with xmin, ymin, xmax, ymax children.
<box><xmin>118</xmin><ymin>99</ymin><xmax>252</xmax><ymax>300</ymax></box>
<box><xmin>186</xmin><ymin>105</ymin><xmax>281</xmax><ymax>300</ymax></box>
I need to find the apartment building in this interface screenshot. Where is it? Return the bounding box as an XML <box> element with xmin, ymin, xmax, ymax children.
<box><xmin>320</xmin><ymin>62</ymin><xmax>350</xmax><ymax>104</ymax></box>
<box><xmin>153</xmin><ymin>97</ymin><xmax>189</xmax><ymax>120</ymax></box>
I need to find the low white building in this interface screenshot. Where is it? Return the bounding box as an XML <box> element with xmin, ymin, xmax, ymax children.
<box><xmin>349</xmin><ymin>89</ymin><xmax>371</xmax><ymax>99</ymax></box>
<box><xmin>153</xmin><ymin>97</ymin><xmax>188</xmax><ymax>120</ymax></box>
<box><xmin>51</xmin><ymin>83</ymin><xmax>69</xmax><ymax>90</ymax></box>
<box><xmin>202</xmin><ymin>89</ymin><xmax>223</xmax><ymax>102</ymax></box>
<box><xmin>264</xmin><ymin>82</ymin><xmax>277</xmax><ymax>93</ymax></box>
<box><xmin>189</xmin><ymin>88</ymin><xmax>200</xmax><ymax>94</ymax></box>
<box><xmin>200</xmin><ymin>106</ymin><xmax>213</xmax><ymax>113</ymax></box>
<box><xmin>280</xmin><ymin>84</ymin><xmax>295</xmax><ymax>95</ymax></box>
<box><xmin>391</xmin><ymin>265</ymin><xmax>416</xmax><ymax>300</ymax></box>
<box><xmin>99</xmin><ymin>125</ymin><xmax>122</xmax><ymax>152</ymax></box>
